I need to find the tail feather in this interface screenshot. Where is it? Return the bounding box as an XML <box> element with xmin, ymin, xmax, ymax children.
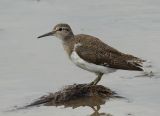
<box><xmin>136</xmin><ymin>60</ymin><xmax>155</xmax><ymax>77</ymax></box>
<box><xmin>126</xmin><ymin>58</ymin><xmax>144</xmax><ymax>71</ymax></box>
<box><xmin>124</xmin><ymin>54</ymin><xmax>154</xmax><ymax>77</ymax></box>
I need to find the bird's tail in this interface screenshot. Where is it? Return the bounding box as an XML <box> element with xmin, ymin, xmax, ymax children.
<box><xmin>129</xmin><ymin>59</ymin><xmax>155</xmax><ymax>77</ymax></box>
<box><xmin>126</xmin><ymin>57</ymin><xmax>145</xmax><ymax>71</ymax></box>
<box><xmin>141</xmin><ymin>60</ymin><xmax>155</xmax><ymax>77</ymax></box>
<box><xmin>125</xmin><ymin>54</ymin><xmax>156</xmax><ymax>77</ymax></box>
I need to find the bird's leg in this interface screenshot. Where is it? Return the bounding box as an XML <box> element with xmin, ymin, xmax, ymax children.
<box><xmin>96</xmin><ymin>105</ymin><xmax>101</xmax><ymax>111</ymax></box>
<box><xmin>91</xmin><ymin>106</ymin><xmax>97</xmax><ymax>111</ymax></box>
<box><xmin>90</xmin><ymin>73</ymin><xmax>103</xmax><ymax>85</ymax></box>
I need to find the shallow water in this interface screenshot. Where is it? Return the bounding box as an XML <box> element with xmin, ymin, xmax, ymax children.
<box><xmin>0</xmin><ymin>0</ymin><xmax>160</xmax><ymax>116</ymax></box>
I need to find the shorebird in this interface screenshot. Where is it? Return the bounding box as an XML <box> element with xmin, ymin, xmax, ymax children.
<box><xmin>38</xmin><ymin>23</ymin><xmax>145</xmax><ymax>85</ymax></box>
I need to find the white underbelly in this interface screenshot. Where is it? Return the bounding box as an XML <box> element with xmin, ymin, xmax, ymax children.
<box><xmin>70</xmin><ymin>51</ymin><xmax>115</xmax><ymax>74</ymax></box>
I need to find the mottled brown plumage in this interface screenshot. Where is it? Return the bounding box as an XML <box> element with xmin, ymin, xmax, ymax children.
<box><xmin>38</xmin><ymin>23</ymin><xmax>145</xmax><ymax>85</ymax></box>
<box><xmin>63</xmin><ymin>34</ymin><xmax>144</xmax><ymax>71</ymax></box>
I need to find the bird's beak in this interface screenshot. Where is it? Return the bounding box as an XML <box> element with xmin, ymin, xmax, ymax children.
<box><xmin>37</xmin><ymin>31</ymin><xmax>55</xmax><ymax>38</ymax></box>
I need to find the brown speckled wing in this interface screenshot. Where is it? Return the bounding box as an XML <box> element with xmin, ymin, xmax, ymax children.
<box><xmin>75</xmin><ymin>34</ymin><xmax>144</xmax><ymax>71</ymax></box>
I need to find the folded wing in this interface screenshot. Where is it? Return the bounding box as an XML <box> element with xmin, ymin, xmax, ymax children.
<box><xmin>75</xmin><ymin>35</ymin><xmax>144</xmax><ymax>71</ymax></box>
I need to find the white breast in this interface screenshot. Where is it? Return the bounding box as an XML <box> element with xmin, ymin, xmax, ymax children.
<box><xmin>70</xmin><ymin>50</ymin><xmax>115</xmax><ymax>74</ymax></box>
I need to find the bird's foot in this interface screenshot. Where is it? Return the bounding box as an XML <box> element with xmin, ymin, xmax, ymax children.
<box><xmin>89</xmin><ymin>81</ymin><xmax>95</xmax><ymax>86</ymax></box>
<box><xmin>89</xmin><ymin>81</ymin><xmax>97</xmax><ymax>86</ymax></box>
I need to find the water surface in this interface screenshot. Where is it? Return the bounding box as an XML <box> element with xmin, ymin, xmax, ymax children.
<box><xmin>0</xmin><ymin>0</ymin><xmax>160</xmax><ymax>116</ymax></box>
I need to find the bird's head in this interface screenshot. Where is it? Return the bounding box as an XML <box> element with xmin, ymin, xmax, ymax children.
<box><xmin>38</xmin><ymin>23</ymin><xmax>74</xmax><ymax>41</ymax></box>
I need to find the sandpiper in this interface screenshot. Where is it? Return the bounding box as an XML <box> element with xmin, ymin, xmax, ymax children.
<box><xmin>38</xmin><ymin>23</ymin><xmax>145</xmax><ymax>85</ymax></box>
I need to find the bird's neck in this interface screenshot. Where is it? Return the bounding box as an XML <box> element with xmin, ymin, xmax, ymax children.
<box><xmin>62</xmin><ymin>36</ymin><xmax>75</xmax><ymax>57</ymax></box>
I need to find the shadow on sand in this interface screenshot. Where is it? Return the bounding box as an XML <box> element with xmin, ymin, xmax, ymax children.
<box><xmin>11</xmin><ymin>84</ymin><xmax>124</xmax><ymax>116</ymax></box>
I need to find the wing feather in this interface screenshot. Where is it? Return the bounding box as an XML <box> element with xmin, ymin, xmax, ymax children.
<box><xmin>75</xmin><ymin>34</ymin><xmax>144</xmax><ymax>71</ymax></box>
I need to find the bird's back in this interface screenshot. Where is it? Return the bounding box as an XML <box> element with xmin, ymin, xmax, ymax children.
<box><xmin>72</xmin><ymin>34</ymin><xmax>144</xmax><ymax>71</ymax></box>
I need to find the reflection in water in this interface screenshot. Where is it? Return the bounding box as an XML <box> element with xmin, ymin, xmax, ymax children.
<box><xmin>15</xmin><ymin>84</ymin><xmax>122</xmax><ymax>116</ymax></box>
<box><xmin>46</xmin><ymin>95</ymin><xmax>111</xmax><ymax>116</ymax></box>
<box><xmin>46</xmin><ymin>95</ymin><xmax>113</xmax><ymax>116</ymax></box>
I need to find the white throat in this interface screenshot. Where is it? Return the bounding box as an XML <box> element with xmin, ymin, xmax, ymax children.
<box><xmin>56</xmin><ymin>34</ymin><xmax>66</xmax><ymax>40</ymax></box>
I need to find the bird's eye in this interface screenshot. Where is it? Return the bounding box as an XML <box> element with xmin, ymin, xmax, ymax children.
<box><xmin>58</xmin><ymin>28</ymin><xmax>62</xmax><ymax>31</ymax></box>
